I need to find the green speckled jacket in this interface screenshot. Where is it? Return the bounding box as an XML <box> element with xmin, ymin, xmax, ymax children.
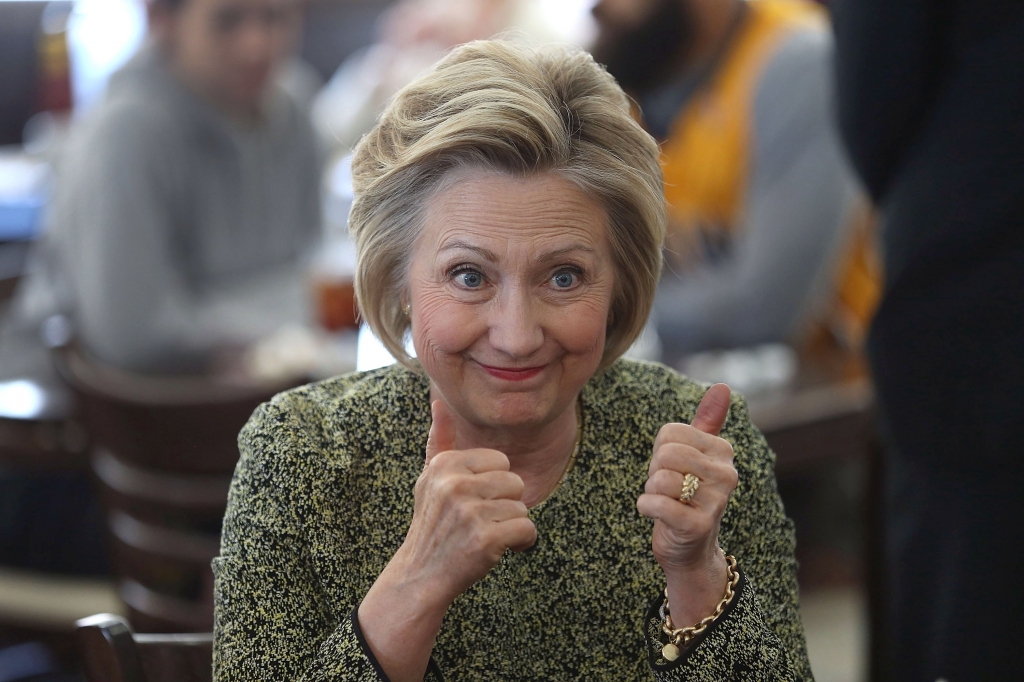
<box><xmin>213</xmin><ymin>359</ymin><xmax>812</xmax><ymax>680</ymax></box>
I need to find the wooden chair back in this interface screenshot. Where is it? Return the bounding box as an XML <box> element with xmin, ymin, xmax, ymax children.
<box><xmin>54</xmin><ymin>346</ymin><xmax>289</xmax><ymax>632</ymax></box>
<box><xmin>77</xmin><ymin>613</ymin><xmax>212</xmax><ymax>682</ymax></box>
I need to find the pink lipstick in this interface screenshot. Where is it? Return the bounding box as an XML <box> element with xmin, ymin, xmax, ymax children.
<box><xmin>479</xmin><ymin>364</ymin><xmax>545</xmax><ymax>381</ymax></box>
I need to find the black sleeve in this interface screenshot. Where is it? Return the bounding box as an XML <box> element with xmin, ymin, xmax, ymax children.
<box><xmin>831</xmin><ymin>0</ymin><xmax>954</xmax><ymax>201</ymax></box>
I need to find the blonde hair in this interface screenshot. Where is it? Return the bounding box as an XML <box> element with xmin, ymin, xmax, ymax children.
<box><xmin>349</xmin><ymin>40</ymin><xmax>665</xmax><ymax>371</ymax></box>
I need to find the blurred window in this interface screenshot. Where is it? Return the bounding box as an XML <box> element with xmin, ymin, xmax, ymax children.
<box><xmin>64</xmin><ymin>0</ymin><xmax>147</xmax><ymax>114</ymax></box>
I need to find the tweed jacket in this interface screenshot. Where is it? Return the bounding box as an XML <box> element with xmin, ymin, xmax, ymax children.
<box><xmin>212</xmin><ymin>359</ymin><xmax>812</xmax><ymax>680</ymax></box>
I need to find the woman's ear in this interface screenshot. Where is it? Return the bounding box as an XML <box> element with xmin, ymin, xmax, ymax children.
<box><xmin>399</xmin><ymin>282</ymin><xmax>413</xmax><ymax>321</ymax></box>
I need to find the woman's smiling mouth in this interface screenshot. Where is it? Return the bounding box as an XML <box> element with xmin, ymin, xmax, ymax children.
<box><xmin>478</xmin><ymin>363</ymin><xmax>547</xmax><ymax>381</ymax></box>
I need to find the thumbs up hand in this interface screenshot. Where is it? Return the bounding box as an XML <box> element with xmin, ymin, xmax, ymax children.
<box><xmin>398</xmin><ymin>400</ymin><xmax>537</xmax><ymax>607</ymax></box>
<box><xmin>637</xmin><ymin>384</ymin><xmax>738</xmax><ymax>615</ymax></box>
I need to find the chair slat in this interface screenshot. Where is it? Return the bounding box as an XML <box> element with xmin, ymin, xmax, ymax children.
<box><xmin>77</xmin><ymin>613</ymin><xmax>212</xmax><ymax>682</ymax></box>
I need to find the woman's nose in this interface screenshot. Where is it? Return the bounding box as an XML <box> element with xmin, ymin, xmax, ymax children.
<box><xmin>487</xmin><ymin>288</ymin><xmax>544</xmax><ymax>359</ymax></box>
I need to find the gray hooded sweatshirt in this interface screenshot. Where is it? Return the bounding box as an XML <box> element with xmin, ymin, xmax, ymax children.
<box><xmin>11</xmin><ymin>43</ymin><xmax>321</xmax><ymax>373</ymax></box>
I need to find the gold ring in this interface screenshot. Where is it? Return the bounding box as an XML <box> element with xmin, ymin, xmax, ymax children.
<box><xmin>679</xmin><ymin>473</ymin><xmax>699</xmax><ymax>502</ymax></box>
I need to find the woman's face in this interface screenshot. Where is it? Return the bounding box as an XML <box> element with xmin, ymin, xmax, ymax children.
<box><xmin>408</xmin><ymin>171</ymin><xmax>615</xmax><ymax>431</ymax></box>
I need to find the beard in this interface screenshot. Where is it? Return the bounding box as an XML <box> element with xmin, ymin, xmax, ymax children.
<box><xmin>591</xmin><ymin>0</ymin><xmax>695</xmax><ymax>96</ymax></box>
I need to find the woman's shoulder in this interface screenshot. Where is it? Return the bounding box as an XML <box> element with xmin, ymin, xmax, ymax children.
<box><xmin>587</xmin><ymin>358</ymin><xmax>709</xmax><ymax>418</ymax></box>
<box><xmin>271</xmin><ymin>362</ymin><xmax>426</xmax><ymax>411</ymax></box>
<box><xmin>586</xmin><ymin>358</ymin><xmax>758</xmax><ymax>446</ymax></box>
<box><xmin>241</xmin><ymin>363</ymin><xmax>430</xmax><ymax>459</ymax></box>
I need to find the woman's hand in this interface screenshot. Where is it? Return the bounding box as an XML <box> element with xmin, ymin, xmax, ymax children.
<box><xmin>358</xmin><ymin>399</ymin><xmax>536</xmax><ymax>682</ymax></box>
<box><xmin>400</xmin><ymin>399</ymin><xmax>538</xmax><ymax>604</ymax></box>
<box><xmin>637</xmin><ymin>384</ymin><xmax>739</xmax><ymax>626</ymax></box>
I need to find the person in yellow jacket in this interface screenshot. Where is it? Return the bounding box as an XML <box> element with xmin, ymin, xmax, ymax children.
<box><xmin>592</xmin><ymin>0</ymin><xmax>876</xmax><ymax>361</ymax></box>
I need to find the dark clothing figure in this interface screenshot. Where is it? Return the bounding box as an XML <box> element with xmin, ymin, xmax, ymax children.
<box><xmin>833</xmin><ymin>1</ymin><xmax>1024</xmax><ymax>679</ymax></box>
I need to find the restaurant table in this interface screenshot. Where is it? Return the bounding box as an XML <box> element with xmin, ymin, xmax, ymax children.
<box><xmin>0</xmin><ymin>238</ymin><xmax>84</xmax><ymax>473</ymax></box>
<box><xmin>745</xmin><ymin>347</ymin><xmax>875</xmax><ymax>475</ymax></box>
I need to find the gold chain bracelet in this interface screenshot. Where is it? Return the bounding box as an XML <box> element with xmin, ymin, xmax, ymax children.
<box><xmin>659</xmin><ymin>554</ymin><xmax>740</xmax><ymax>662</ymax></box>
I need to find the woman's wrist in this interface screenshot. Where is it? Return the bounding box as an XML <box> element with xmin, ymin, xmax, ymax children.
<box><xmin>661</xmin><ymin>548</ymin><xmax>730</xmax><ymax>629</ymax></box>
<box><xmin>356</xmin><ymin>551</ymin><xmax>451</xmax><ymax>682</ymax></box>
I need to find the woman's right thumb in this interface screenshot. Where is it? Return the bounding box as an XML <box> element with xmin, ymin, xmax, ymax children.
<box><xmin>425</xmin><ymin>399</ymin><xmax>456</xmax><ymax>465</ymax></box>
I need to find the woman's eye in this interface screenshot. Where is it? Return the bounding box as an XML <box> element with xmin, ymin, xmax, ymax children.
<box><xmin>552</xmin><ymin>270</ymin><xmax>579</xmax><ymax>289</ymax></box>
<box><xmin>456</xmin><ymin>270</ymin><xmax>484</xmax><ymax>288</ymax></box>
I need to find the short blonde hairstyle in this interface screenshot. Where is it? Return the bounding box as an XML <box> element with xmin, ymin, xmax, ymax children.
<box><xmin>349</xmin><ymin>40</ymin><xmax>665</xmax><ymax>371</ymax></box>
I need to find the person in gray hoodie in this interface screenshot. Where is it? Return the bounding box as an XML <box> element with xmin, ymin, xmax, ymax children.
<box><xmin>7</xmin><ymin>0</ymin><xmax>320</xmax><ymax>375</ymax></box>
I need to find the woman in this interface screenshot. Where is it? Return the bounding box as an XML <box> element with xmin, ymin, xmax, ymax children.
<box><xmin>213</xmin><ymin>41</ymin><xmax>811</xmax><ymax>681</ymax></box>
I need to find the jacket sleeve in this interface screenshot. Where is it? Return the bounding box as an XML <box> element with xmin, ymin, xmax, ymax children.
<box><xmin>212</xmin><ymin>398</ymin><xmax>442</xmax><ymax>682</ymax></box>
<box><xmin>832</xmin><ymin>0</ymin><xmax>952</xmax><ymax>201</ymax></box>
<box><xmin>59</xmin><ymin>105</ymin><xmax>212</xmax><ymax>372</ymax></box>
<box><xmin>643</xmin><ymin>393</ymin><xmax>811</xmax><ymax>681</ymax></box>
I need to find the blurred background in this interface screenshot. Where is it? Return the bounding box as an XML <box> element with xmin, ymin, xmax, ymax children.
<box><xmin>0</xmin><ymin>0</ymin><xmax>923</xmax><ymax>680</ymax></box>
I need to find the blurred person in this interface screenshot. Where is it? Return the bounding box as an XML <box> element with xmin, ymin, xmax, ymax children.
<box><xmin>834</xmin><ymin>1</ymin><xmax>1024</xmax><ymax>679</ymax></box>
<box><xmin>6</xmin><ymin>0</ymin><xmax>320</xmax><ymax>375</ymax></box>
<box><xmin>592</xmin><ymin>0</ymin><xmax>867</xmax><ymax>361</ymax></box>
<box><xmin>311</xmin><ymin>0</ymin><xmax>515</xmax><ymax>156</ymax></box>
<box><xmin>310</xmin><ymin>0</ymin><xmax>592</xmax><ymax>158</ymax></box>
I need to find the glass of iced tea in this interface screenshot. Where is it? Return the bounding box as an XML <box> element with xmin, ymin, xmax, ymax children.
<box><xmin>311</xmin><ymin>238</ymin><xmax>360</xmax><ymax>332</ymax></box>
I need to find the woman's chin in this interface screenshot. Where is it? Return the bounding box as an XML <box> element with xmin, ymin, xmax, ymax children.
<box><xmin>434</xmin><ymin>359</ymin><xmax>586</xmax><ymax>430</ymax></box>
<box><xmin>479</xmin><ymin>389</ymin><xmax>580</xmax><ymax>432</ymax></box>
